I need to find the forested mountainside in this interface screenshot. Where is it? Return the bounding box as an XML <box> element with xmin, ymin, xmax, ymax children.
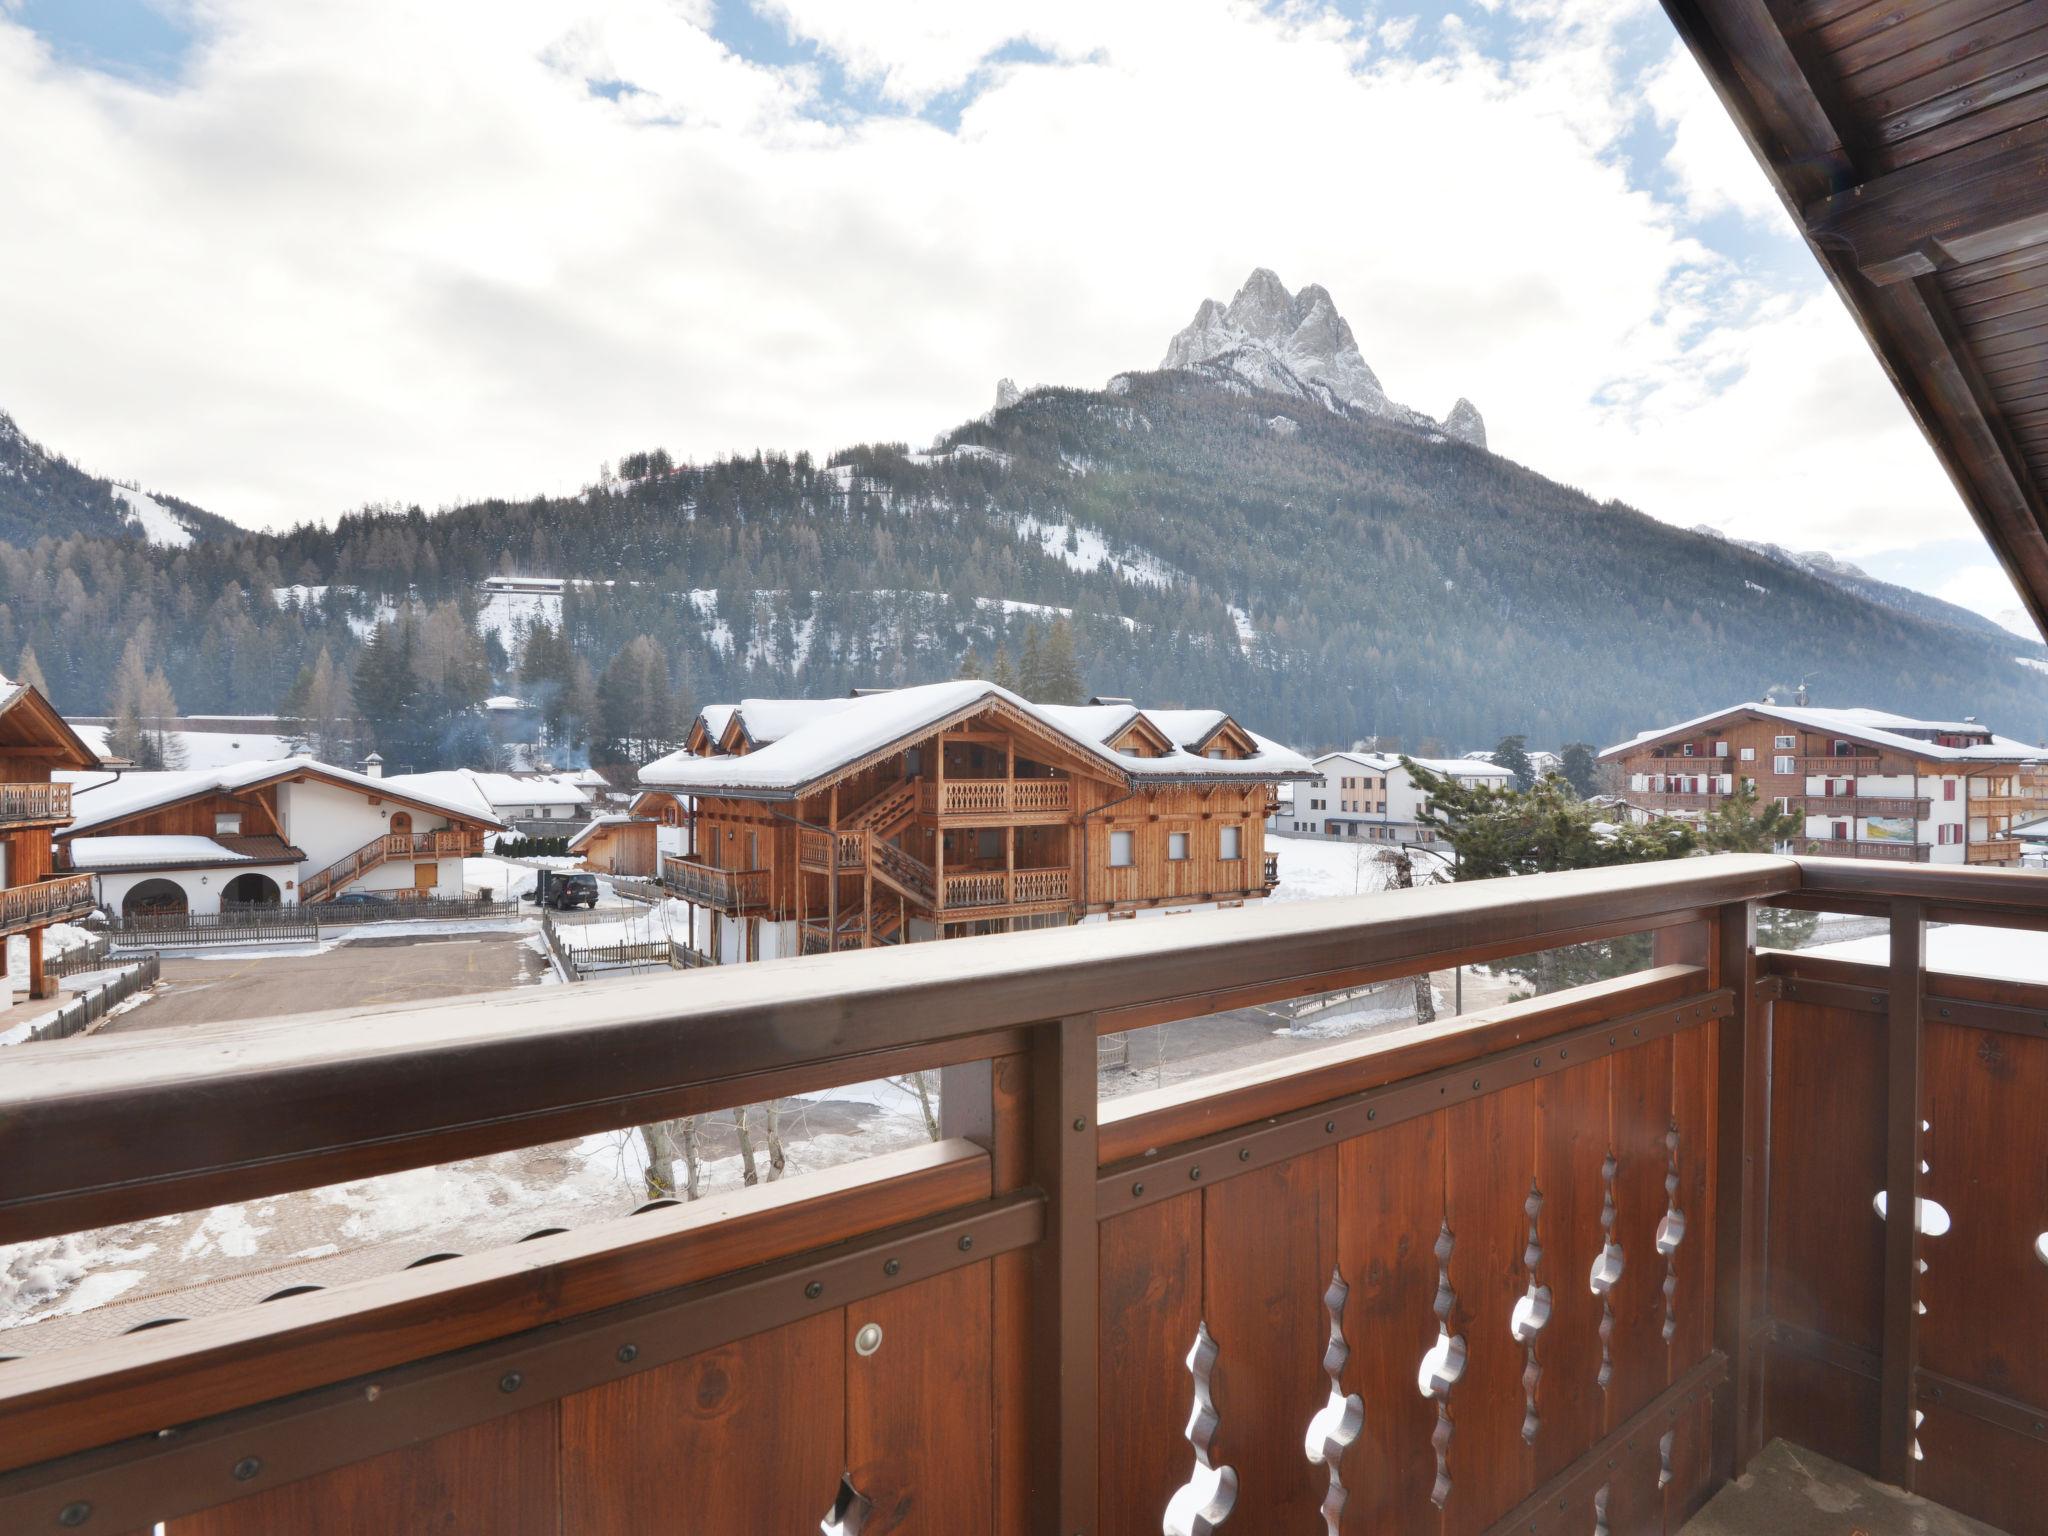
<box><xmin>5</xmin><ymin>367</ymin><xmax>2047</xmax><ymax>760</ymax></box>
<box><xmin>0</xmin><ymin>410</ymin><xmax>237</xmax><ymax>548</ymax></box>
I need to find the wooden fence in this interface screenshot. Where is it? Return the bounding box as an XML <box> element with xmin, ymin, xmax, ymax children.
<box><xmin>0</xmin><ymin>855</ymin><xmax>2041</xmax><ymax>1532</ymax></box>
<box><xmin>20</xmin><ymin>954</ymin><xmax>160</xmax><ymax>1043</ymax></box>
<box><xmin>109</xmin><ymin>909</ymin><xmax>320</xmax><ymax>948</ymax></box>
<box><xmin>44</xmin><ymin>932</ymin><xmax>113</xmax><ymax>980</ymax></box>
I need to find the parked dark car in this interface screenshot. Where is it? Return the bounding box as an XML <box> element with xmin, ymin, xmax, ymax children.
<box><xmin>525</xmin><ymin>870</ymin><xmax>600</xmax><ymax>910</ymax></box>
<box><xmin>328</xmin><ymin>891</ymin><xmax>389</xmax><ymax>906</ymax></box>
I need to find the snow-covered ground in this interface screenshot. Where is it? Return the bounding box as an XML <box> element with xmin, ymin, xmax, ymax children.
<box><xmin>1804</xmin><ymin>922</ymin><xmax>2048</xmax><ymax>984</ymax></box>
<box><xmin>110</xmin><ymin>484</ymin><xmax>193</xmax><ymax>548</ymax></box>
<box><xmin>1266</xmin><ymin>832</ymin><xmax>1399</xmax><ymax>902</ymax></box>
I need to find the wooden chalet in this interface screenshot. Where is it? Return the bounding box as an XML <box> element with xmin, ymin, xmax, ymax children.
<box><xmin>8</xmin><ymin>5</ymin><xmax>2048</xmax><ymax>1530</ymax></box>
<box><xmin>1603</xmin><ymin>702</ymin><xmax>2048</xmax><ymax>863</ymax></box>
<box><xmin>570</xmin><ymin>814</ymin><xmax>659</xmax><ymax>877</ymax></box>
<box><xmin>54</xmin><ymin>758</ymin><xmax>499</xmax><ymax>918</ymax></box>
<box><xmin>638</xmin><ymin>683</ymin><xmax>1310</xmax><ymax>961</ymax></box>
<box><xmin>0</xmin><ymin>676</ymin><xmax>100</xmax><ymax>1000</ymax></box>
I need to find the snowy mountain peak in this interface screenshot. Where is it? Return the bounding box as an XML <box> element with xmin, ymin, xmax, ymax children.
<box><xmin>1442</xmin><ymin>398</ymin><xmax>1486</xmax><ymax>449</ymax></box>
<box><xmin>1159</xmin><ymin>268</ymin><xmax>1481</xmax><ymax>444</ymax></box>
<box><xmin>993</xmin><ymin>377</ymin><xmax>1021</xmax><ymax>411</ymax></box>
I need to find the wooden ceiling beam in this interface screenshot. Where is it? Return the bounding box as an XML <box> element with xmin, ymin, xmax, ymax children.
<box><xmin>1807</xmin><ymin>117</ymin><xmax>2048</xmax><ymax>283</ymax></box>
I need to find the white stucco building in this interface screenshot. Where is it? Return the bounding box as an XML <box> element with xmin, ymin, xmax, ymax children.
<box><xmin>1276</xmin><ymin>752</ymin><xmax>1516</xmax><ymax>845</ymax></box>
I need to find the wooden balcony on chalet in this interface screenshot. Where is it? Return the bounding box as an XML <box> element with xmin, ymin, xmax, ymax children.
<box><xmin>0</xmin><ymin>781</ymin><xmax>71</xmax><ymax>827</ymax></box>
<box><xmin>1800</xmin><ymin>838</ymin><xmax>1932</xmax><ymax>862</ymax></box>
<box><xmin>938</xmin><ymin>865</ymin><xmax>1070</xmax><ymax>912</ymax></box>
<box><xmin>1633</xmin><ymin>790</ymin><xmax>1724</xmax><ymax>811</ymax></box>
<box><xmin>1800</xmin><ymin>796</ymin><xmax>1932</xmax><ymax>818</ymax></box>
<box><xmin>920</xmin><ymin>776</ymin><xmax>1073</xmax><ymax>822</ymax></box>
<box><xmin>1798</xmin><ymin>754</ymin><xmax>1884</xmax><ymax>773</ymax></box>
<box><xmin>0</xmin><ymin>872</ymin><xmax>95</xmax><ymax>938</ymax></box>
<box><xmin>5</xmin><ymin>854</ymin><xmax>2048</xmax><ymax>1533</ymax></box>
<box><xmin>1966</xmin><ymin>839</ymin><xmax>2022</xmax><ymax>864</ymax></box>
<box><xmin>658</xmin><ymin>854</ymin><xmax>768</xmax><ymax>912</ymax></box>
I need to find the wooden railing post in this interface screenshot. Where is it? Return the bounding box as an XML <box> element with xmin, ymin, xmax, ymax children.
<box><xmin>1029</xmin><ymin>1014</ymin><xmax>1098</xmax><ymax>1533</ymax></box>
<box><xmin>1711</xmin><ymin>899</ymin><xmax>1765</xmax><ymax>1482</ymax></box>
<box><xmin>1878</xmin><ymin>898</ymin><xmax>1925</xmax><ymax>1487</ymax></box>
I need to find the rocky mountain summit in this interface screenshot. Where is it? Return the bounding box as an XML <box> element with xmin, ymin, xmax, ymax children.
<box><xmin>1156</xmin><ymin>268</ymin><xmax>1486</xmax><ymax>448</ymax></box>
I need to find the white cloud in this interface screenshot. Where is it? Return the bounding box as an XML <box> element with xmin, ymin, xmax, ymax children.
<box><xmin>0</xmin><ymin>0</ymin><xmax>1992</xmax><ymax>579</ymax></box>
<box><xmin>1938</xmin><ymin>565</ymin><xmax>2037</xmax><ymax>634</ymax></box>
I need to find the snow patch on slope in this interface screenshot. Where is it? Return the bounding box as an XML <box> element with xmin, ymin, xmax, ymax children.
<box><xmin>111</xmin><ymin>485</ymin><xmax>193</xmax><ymax>548</ymax></box>
<box><xmin>1014</xmin><ymin>515</ymin><xmax>1175</xmax><ymax>589</ymax></box>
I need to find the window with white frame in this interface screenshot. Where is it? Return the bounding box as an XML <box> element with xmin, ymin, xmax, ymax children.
<box><xmin>1109</xmin><ymin>830</ymin><xmax>1134</xmax><ymax>868</ymax></box>
<box><xmin>1773</xmin><ymin>755</ymin><xmax>1796</xmax><ymax>775</ymax></box>
<box><xmin>1774</xmin><ymin>735</ymin><xmax>1795</xmax><ymax>750</ymax></box>
<box><xmin>1219</xmin><ymin>826</ymin><xmax>1241</xmax><ymax>861</ymax></box>
<box><xmin>1167</xmin><ymin>832</ymin><xmax>1190</xmax><ymax>861</ymax></box>
<box><xmin>1739</xmin><ymin>747</ymin><xmax>1755</xmax><ymax>761</ymax></box>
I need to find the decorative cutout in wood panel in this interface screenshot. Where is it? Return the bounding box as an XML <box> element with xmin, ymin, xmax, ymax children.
<box><xmin>1870</xmin><ymin>1190</ymin><xmax>1951</xmax><ymax>1236</ymax></box>
<box><xmin>1304</xmin><ymin>1268</ymin><xmax>1365</xmax><ymax>1536</ymax></box>
<box><xmin>2035</xmin><ymin>1232</ymin><xmax>2048</xmax><ymax>1267</ymax></box>
<box><xmin>1590</xmin><ymin>1151</ymin><xmax>1623</xmax><ymax>1393</ymax></box>
<box><xmin>1592</xmin><ymin>1482</ymin><xmax>1612</xmax><ymax>1536</ymax></box>
<box><xmin>821</xmin><ymin>1475</ymin><xmax>871</xmax><ymax>1535</ymax></box>
<box><xmin>1658</xmin><ymin>1428</ymin><xmax>1675</xmax><ymax>1490</ymax></box>
<box><xmin>1510</xmin><ymin>1180</ymin><xmax>1552</xmax><ymax>1445</ymax></box>
<box><xmin>1657</xmin><ymin>1121</ymin><xmax>1687</xmax><ymax>1344</ymax></box>
<box><xmin>1416</xmin><ymin>1221</ymin><xmax>1466</xmax><ymax>1509</ymax></box>
<box><xmin>1164</xmin><ymin>1322</ymin><xmax>1238</xmax><ymax>1536</ymax></box>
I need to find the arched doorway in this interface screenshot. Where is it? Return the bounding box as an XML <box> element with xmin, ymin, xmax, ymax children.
<box><xmin>123</xmin><ymin>879</ymin><xmax>188</xmax><ymax>919</ymax></box>
<box><xmin>221</xmin><ymin>871</ymin><xmax>283</xmax><ymax>909</ymax></box>
<box><xmin>390</xmin><ymin>811</ymin><xmax>413</xmax><ymax>838</ymax></box>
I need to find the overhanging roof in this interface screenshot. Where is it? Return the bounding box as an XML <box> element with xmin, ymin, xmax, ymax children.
<box><xmin>1665</xmin><ymin>0</ymin><xmax>2048</xmax><ymax>629</ymax></box>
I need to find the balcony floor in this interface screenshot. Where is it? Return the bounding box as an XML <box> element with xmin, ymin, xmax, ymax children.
<box><xmin>1681</xmin><ymin>1440</ymin><xmax>2004</xmax><ymax>1535</ymax></box>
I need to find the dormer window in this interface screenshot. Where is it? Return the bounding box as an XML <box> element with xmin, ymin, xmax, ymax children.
<box><xmin>215</xmin><ymin>813</ymin><xmax>243</xmax><ymax>835</ymax></box>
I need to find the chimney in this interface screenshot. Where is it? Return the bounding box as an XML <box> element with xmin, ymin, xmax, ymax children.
<box><xmin>1794</xmin><ymin>684</ymin><xmax>1810</xmax><ymax>708</ymax></box>
<box><xmin>361</xmin><ymin>751</ymin><xmax>384</xmax><ymax>779</ymax></box>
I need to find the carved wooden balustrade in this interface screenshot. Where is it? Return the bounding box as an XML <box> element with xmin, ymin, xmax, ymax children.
<box><xmin>922</xmin><ymin>778</ymin><xmax>1075</xmax><ymax>819</ymax></box>
<box><xmin>939</xmin><ymin>866</ymin><xmax>1071</xmax><ymax>911</ymax></box>
<box><xmin>0</xmin><ymin>781</ymin><xmax>71</xmax><ymax>826</ymax></box>
<box><xmin>0</xmin><ymin>854</ymin><xmax>2043</xmax><ymax>1533</ymax></box>
<box><xmin>0</xmin><ymin>872</ymin><xmax>96</xmax><ymax>937</ymax></box>
<box><xmin>658</xmin><ymin>853</ymin><xmax>768</xmax><ymax>912</ymax></box>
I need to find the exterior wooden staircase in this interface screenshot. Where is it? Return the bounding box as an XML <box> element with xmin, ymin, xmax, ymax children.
<box><xmin>300</xmin><ymin>829</ymin><xmax>480</xmax><ymax>903</ymax></box>
<box><xmin>843</xmin><ymin>779</ymin><xmax>920</xmax><ymax>841</ymax></box>
<box><xmin>869</xmin><ymin>839</ymin><xmax>935</xmax><ymax>906</ymax></box>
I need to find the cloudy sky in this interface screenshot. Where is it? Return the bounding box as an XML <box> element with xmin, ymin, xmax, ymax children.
<box><xmin>0</xmin><ymin>0</ymin><xmax>2028</xmax><ymax>627</ymax></box>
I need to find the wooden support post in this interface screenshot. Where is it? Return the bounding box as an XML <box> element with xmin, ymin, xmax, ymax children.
<box><xmin>26</xmin><ymin>925</ymin><xmax>50</xmax><ymax>1002</ymax></box>
<box><xmin>1710</xmin><ymin>899</ymin><xmax>1765</xmax><ymax>1483</ymax></box>
<box><xmin>1029</xmin><ymin>1014</ymin><xmax>1097</xmax><ymax>1533</ymax></box>
<box><xmin>1879</xmin><ymin>898</ymin><xmax>1925</xmax><ymax>1488</ymax></box>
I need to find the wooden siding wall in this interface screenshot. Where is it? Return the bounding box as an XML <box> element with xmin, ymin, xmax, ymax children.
<box><xmin>1759</xmin><ymin>957</ymin><xmax>2048</xmax><ymax>1535</ymax></box>
<box><xmin>1616</xmin><ymin>715</ymin><xmax>1939</xmax><ymax>784</ymax></box>
<box><xmin>2</xmin><ymin>827</ymin><xmax>53</xmax><ymax>885</ymax></box>
<box><xmin>81</xmin><ymin>788</ymin><xmax>284</xmax><ymax>842</ymax></box>
<box><xmin>1080</xmin><ymin>784</ymin><xmax>1269</xmax><ymax>911</ymax></box>
<box><xmin>578</xmin><ymin>822</ymin><xmax>657</xmax><ymax>877</ymax></box>
<box><xmin>0</xmin><ymin>752</ymin><xmax>59</xmax><ymax>783</ymax></box>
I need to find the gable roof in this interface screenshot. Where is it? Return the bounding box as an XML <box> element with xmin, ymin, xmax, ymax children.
<box><xmin>640</xmin><ymin>682</ymin><xmax>1315</xmax><ymax>800</ymax></box>
<box><xmin>567</xmin><ymin>814</ymin><xmax>652</xmax><ymax>851</ymax></box>
<box><xmin>1600</xmin><ymin>703</ymin><xmax>2043</xmax><ymax>764</ymax></box>
<box><xmin>0</xmin><ymin>679</ymin><xmax>101</xmax><ymax>771</ymax></box>
<box><xmin>59</xmin><ymin>757</ymin><xmax>506</xmax><ymax>837</ymax></box>
<box><xmin>1313</xmin><ymin>751</ymin><xmax>1515</xmax><ymax>779</ymax></box>
<box><xmin>383</xmin><ymin>768</ymin><xmax>590</xmax><ymax>814</ymax></box>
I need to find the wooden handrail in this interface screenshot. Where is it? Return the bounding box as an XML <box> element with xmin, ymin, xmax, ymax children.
<box><xmin>0</xmin><ymin>853</ymin><xmax>1794</xmax><ymax>1242</ymax></box>
<box><xmin>0</xmin><ymin>873</ymin><xmax>96</xmax><ymax>933</ymax></box>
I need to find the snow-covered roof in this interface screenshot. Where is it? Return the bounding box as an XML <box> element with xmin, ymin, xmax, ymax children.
<box><xmin>1312</xmin><ymin>751</ymin><xmax>1514</xmax><ymax>779</ymax></box>
<box><xmin>641</xmin><ymin>681</ymin><xmax>1314</xmax><ymax>799</ymax></box>
<box><xmin>384</xmin><ymin>768</ymin><xmax>590</xmax><ymax>813</ymax></box>
<box><xmin>61</xmin><ymin>757</ymin><xmax>506</xmax><ymax>835</ymax></box>
<box><xmin>730</xmin><ymin>697</ymin><xmax>859</xmax><ymax>745</ymax></box>
<box><xmin>484</xmin><ymin>695</ymin><xmax>529</xmax><ymax>711</ymax></box>
<box><xmin>65</xmin><ymin>835</ymin><xmax>295</xmax><ymax>870</ymax></box>
<box><xmin>567</xmin><ymin>814</ymin><xmax>649</xmax><ymax>851</ymax></box>
<box><xmin>1601</xmin><ymin>702</ymin><xmax>2044</xmax><ymax>763</ymax></box>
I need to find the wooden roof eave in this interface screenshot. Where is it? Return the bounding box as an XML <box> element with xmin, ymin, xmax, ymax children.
<box><xmin>1662</xmin><ymin>0</ymin><xmax>2048</xmax><ymax>634</ymax></box>
<box><xmin>59</xmin><ymin>768</ymin><xmax>502</xmax><ymax>842</ymax></box>
<box><xmin>0</xmin><ymin>687</ymin><xmax>102</xmax><ymax>771</ymax></box>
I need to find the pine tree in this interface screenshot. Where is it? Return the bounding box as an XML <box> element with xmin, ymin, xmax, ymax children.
<box><xmin>106</xmin><ymin>639</ymin><xmax>154</xmax><ymax>766</ymax></box>
<box><xmin>351</xmin><ymin>619</ymin><xmax>424</xmax><ymax>765</ymax></box>
<box><xmin>1492</xmin><ymin>734</ymin><xmax>1535</xmax><ymax>791</ymax></box>
<box><xmin>1018</xmin><ymin>624</ymin><xmax>1047</xmax><ymax>700</ymax></box>
<box><xmin>1041</xmin><ymin>617</ymin><xmax>1083</xmax><ymax>704</ymax></box>
<box><xmin>139</xmin><ymin>668</ymin><xmax>185</xmax><ymax>768</ymax></box>
<box><xmin>14</xmin><ymin>645</ymin><xmax>48</xmax><ymax>698</ymax></box>
<box><xmin>956</xmin><ymin>648</ymin><xmax>984</xmax><ymax>681</ymax></box>
<box><xmin>990</xmin><ymin>643</ymin><xmax>1017</xmax><ymax>691</ymax></box>
<box><xmin>1559</xmin><ymin>743</ymin><xmax>1598</xmax><ymax>798</ymax></box>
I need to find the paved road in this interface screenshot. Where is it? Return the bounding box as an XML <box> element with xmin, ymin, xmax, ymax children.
<box><xmin>103</xmin><ymin>928</ymin><xmax>547</xmax><ymax>1032</ymax></box>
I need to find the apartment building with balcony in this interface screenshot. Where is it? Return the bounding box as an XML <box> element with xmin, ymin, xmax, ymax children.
<box><xmin>639</xmin><ymin>681</ymin><xmax>1312</xmax><ymax>961</ymax></box>
<box><xmin>1600</xmin><ymin>703</ymin><xmax>2046</xmax><ymax>865</ymax></box>
<box><xmin>54</xmin><ymin>758</ymin><xmax>502</xmax><ymax>917</ymax></box>
<box><xmin>0</xmin><ymin>673</ymin><xmax>101</xmax><ymax>1000</ymax></box>
<box><xmin>1277</xmin><ymin>750</ymin><xmax>1515</xmax><ymax>846</ymax></box>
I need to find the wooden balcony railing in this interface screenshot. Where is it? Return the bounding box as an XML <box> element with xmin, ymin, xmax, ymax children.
<box><xmin>798</xmin><ymin>828</ymin><xmax>866</xmax><ymax>870</ymax></box>
<box><xmin>659</xmin><ymin>854</ymin><xmax>768</xmax><ymax>911</ymax></box>
<box><xmin>921</xmin><ymin>778</ymin><xmax>1074</xmax><ymax>819</ymax></box>
<box><xmin>0</xmin><ymin>782</ymin><xmax>71</xmax><ymax>826</ymax></box>
<box><xmin>6</xmin><ymin>854</ymin><xmax>2048</xmax><ymax>1533</ymax></box>
<box><xmin>1263</xmin><ymin>849</ymin><xmax>1280</xmax><ymax>888</ymax></box>
<box><xmin>1799</xmin><ymin>754</ymin><xmax>1884</xmax><ymax>772</ymax></box>
<box><xmin>300</xmin><ymin>828</ymin><xmax>485</xmax><ymax>902</ymax></box>
<box><xmin>1634</xmin><ymin>789</ymin><xmax>1725</xmax><ymax>810</ymax></box>
<box><xmin>939</xmin><ymin>866</ymin><xmax>1071</xmax><ymax>911</ymax></box>
<box><xmin>1966</xmin><ymin>838</ymin><xmax>2022</xmax><ymax>864</ymax></box>
<box><xmin>1801</xmin><ymin>838</ymin><xmax>1931</xmax><ymax>861</ymax></box>
<box><xmin>1801</xmin><ymin>796</ymin><xmax>1931</xmax><ymax>817</ymax></box>
<box><xmin>0</xmin><ymin>872</ymin><xmax>95</xmax><ymax>936</ymax></box>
